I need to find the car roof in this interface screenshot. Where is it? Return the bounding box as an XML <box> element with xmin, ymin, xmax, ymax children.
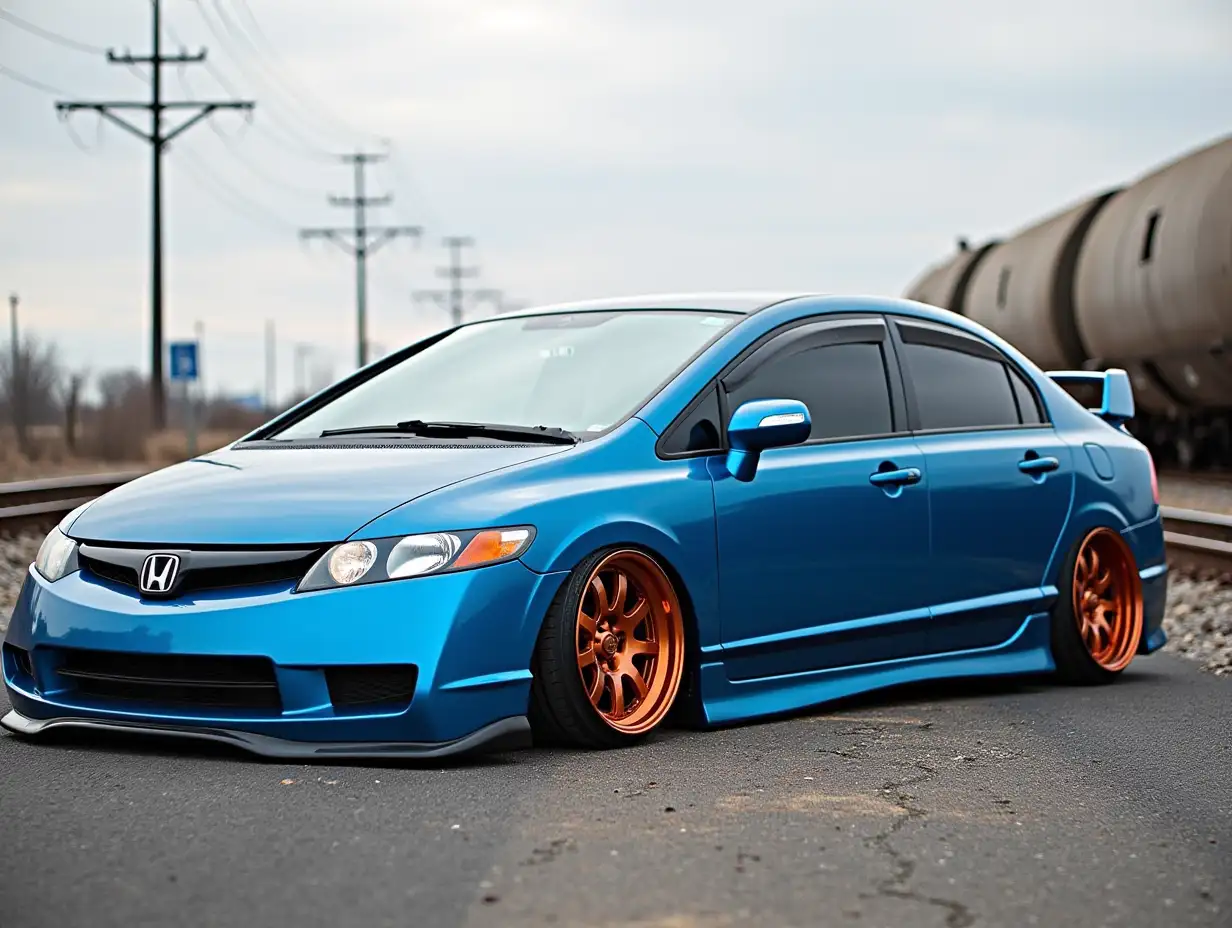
<box><xmin>492</xmin><ymin>292</ymin><xmax>821</xmax><ymax>319</ymax></box>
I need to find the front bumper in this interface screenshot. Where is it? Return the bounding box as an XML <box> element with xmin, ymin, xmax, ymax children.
<box><xmin>2</xmin><ymin>558</ymin><xmax>567</xmax><ymax>757</ymax></box>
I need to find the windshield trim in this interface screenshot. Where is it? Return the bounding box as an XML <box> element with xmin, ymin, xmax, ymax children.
<box><xmin>247</xmin><ymin>308</ymin><xmax>746</xmax><ymax>444</ymax></box>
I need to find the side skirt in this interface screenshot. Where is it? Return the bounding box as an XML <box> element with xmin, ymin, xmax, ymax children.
<box><xmin>698</xmin><ymin>612</ymin><xmax>1054</xmax><ymax>726</ymax></box>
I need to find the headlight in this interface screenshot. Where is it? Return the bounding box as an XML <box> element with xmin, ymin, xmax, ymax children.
<box><xmin>33</xmin><ymin>526</ymin><xmax>80</xmax><ymax>582</ymax></box>
<box><xmin>387</xmin><ymin>533</ymin><xmax>461</xmax><ymax>578</ymax></box>
<box><xmin>296</xmin><ymin>526</ymin><xmax>535</xmax><ymax>593</ymax></box>
<box><xmin>327</xmin><ymin>541</ymin><xmax>378</xmax><ymax>585</ymax></box>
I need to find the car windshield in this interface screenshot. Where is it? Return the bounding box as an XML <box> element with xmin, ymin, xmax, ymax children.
<box><xmin>270</xmin><ymin>309</ymin><xmax>739</xmax><ymax>439</ymax></box>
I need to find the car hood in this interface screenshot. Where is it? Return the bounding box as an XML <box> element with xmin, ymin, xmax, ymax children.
<box><xmin>65</xmin><ymin>443</ymin><xmax>571</xmax><ymax>545</ymax></box>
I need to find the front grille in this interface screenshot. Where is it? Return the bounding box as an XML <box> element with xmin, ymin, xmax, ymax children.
<box><xmin>53</xmin><ymin>648</ymin><xmax>281</xmax><ymax>711</ymax></box>
<box><xmin>176</xmin><ymin>557</ymin><xmax>316</xmax><ymax>593</ymax></box>
<box><xmin>324</xmin><ymin>665</ymin><xmax>418</xmax><ymax>709</ymax></box>
<box><xmin>78</xmin><ymin>554</ymin><xmax>138</xmax><ymax>589</ymax></box>
<box><xmin>78</xmin><ymin>545</ymin><xmax>321</xmax><ymax>597</ymax></box>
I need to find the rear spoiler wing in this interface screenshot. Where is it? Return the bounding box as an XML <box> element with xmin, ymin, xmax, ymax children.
<box><xmin>1045</xmin><ymin>368</ymin><xmax>1134</xmax><ymax>426</ymax></box>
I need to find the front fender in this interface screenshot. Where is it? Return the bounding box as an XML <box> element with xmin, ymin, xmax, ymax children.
<box><xmin>355</xmin><ymin>420</ymin><xmax>722</xmax><ymax>652</ymax></box>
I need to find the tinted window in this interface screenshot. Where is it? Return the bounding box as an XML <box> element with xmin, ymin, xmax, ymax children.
<box><xmin>1008</xmin><ymin>366</ymin><xmax>1043</xmax><ymax>424</ymax></box>
<box><xmin>661</xmin><ymin>387</ymin><xmax>722</xmax><ymax>454</ymax></box>
<box><xmin>726</xmin><ymin>341</ymin><xmax>893</xmax><ymax>441</ymax></box>
<box><xmin>903</xmin><ymin>343</ymin><xmax>1020</xmax><ymax>430</ymax></box>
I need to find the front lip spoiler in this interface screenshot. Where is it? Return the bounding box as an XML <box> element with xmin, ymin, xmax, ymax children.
<box><xmin>0</xmin><ymin>709</ymin><xmax>531</xmax><ymax>760</ymax></box>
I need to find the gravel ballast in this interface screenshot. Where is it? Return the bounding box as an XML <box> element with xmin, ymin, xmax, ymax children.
<box><xmin>1162</xmin><ymin>573</ymin><xmax>1232</xmax><ymax>676</ymax></box>
<box><xmin>1</xmin><ymin>531</ymin><xmax>40</xmax><ymax>631</ymax></box>
<box><xmin>2</xmin><ymin>529</ymin><xmax>1230</xmax><ymax>676</ymax></box>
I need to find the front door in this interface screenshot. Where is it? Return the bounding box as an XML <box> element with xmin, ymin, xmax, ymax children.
<box><xmin>891</xmin><ymin>317</ymin><xmax>1074</xmax><ymax>649</ymax></box>
<box><xmin>711</xmin><ymin>315</ymin><xmax>933</xmax><ymax>681</ymax></box>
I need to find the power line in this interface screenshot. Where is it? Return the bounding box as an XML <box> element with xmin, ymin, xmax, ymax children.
<box><xmin>301</xmin><ymin>152</ymin><xmax>422</xmax><ymax>369</ymax></box>
<box><xmin>163</xmin><ymin>4</ymin><xmax>338</xmax><ymax>162</ymax></box>
<box><xmin>167</xmin><ymin>53</ymin><xmax>325</xmax><ymax>200</ymax></box>
<box><xmin>380</xmin><ymin>143</ymin><xmax>518</xmax><ymax>311</ymax></box>
<box><xmin>415</xmin><ymin>237</ymin><xmax>501</xmax><ymax>327</ymax></box>
<box><xmin>0</xmin><ymin>62</ymin><xmax>74</xmax><ymax>96</ymax></box>
<box><xmin>54</xmin><ymin>0</ymin><xmax>254</xmax><ymax>430</ymax></box>
<box><xmin>218</xmin><ymin>0</ymin><xmax>372</xmax><ymax>145</ymax></box>
<box><xmin>191</xmin><ymin>0</ymin><xmax>355</xmax><ymax>154</ymax></box>
<box><xmin>0</xmin><ymin>8</ymin><xmax>107</xmax><ymax>55</ymax></box>
<box><xmin>174</xmin><ymin>145</ymin><xmax>298</xmax><ymax>232</ymax></box>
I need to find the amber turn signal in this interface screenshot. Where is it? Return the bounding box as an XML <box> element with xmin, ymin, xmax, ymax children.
<box><xmin>454</xmin><ymin>529</ymin><xmax>532</xmax><ymax>568</ymax></box>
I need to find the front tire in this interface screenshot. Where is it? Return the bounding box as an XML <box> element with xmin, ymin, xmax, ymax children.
<box><xmin>529</xmin><ymin>548</ymin><xmax>686</xmax><ymax>748</ymax></box>
<box><xmin>1051</xmin><ymin>527</ymin><xmax>1144</xmax><ymax>684</ymax></box>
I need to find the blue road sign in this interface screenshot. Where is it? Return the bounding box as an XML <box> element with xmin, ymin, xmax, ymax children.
<box><xmin>169</xmin><ymin>341</ymin><xmax>198</xmax><ymax>381</ymax></box>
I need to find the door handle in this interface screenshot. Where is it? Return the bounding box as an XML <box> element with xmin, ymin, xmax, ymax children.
<box><xmin>1018</xmin><ymin>456</ymin><xmax>1060</xmax><ymax>475</ymax></box>
<box><xmin>869</xmin><ymin>467</ymin><xmax>922</xmax><ymax>488</ymax></box>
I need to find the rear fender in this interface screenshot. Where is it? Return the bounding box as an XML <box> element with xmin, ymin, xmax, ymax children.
<box><xmin>1045</xmin><ymin>498</ymin><xmax>1133</xmax><ymax>590</ymax></box>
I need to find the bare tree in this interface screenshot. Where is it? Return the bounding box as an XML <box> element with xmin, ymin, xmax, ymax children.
<box><xmin>84</xmin><ymin>369</ymin><xmax>151</xmax><ymax>462</ymax></box>
<box><xmin>0</xmin><ymin>335</ymin><xmax>63</xmax><ymax>457</ymax></box>
<box><xmin>61</xmin><ymin>370</ymin><xmax>88</xmax><ymax>453</ymax></box>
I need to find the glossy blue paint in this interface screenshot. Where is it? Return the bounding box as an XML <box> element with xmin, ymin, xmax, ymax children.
<box><xmin>2</xmin><ymin>294</ymin><xmax>1169</xmax><ymax>757</ymax></box>
<box><xmin>910</xmin><ymin>428</ymin><xmax>1075</xmax><ymax>650</ymax></box>
<box><xmin>724</xmin><ymin>398</ymin><xmax>811</xmax><ymax>481</ymax></box>
<box><xmin>1083</xmin><ymin>443</ymin><xmax>1115</xmax><ymax>480</ymax></box>
<box><xmin>65</xmin><ymin>444</ymin><xmax>569</xmax><ymax>545</ymax></box>
<box><xmin>700</xmin><ymin>612</ymin><xmax>1056</xmax><ymax>726</ymax></box>
<box><xmin>4</xmin><ymin>557</ymin><xmax>566</xmax><ymax>745</ymax></box>
<box><xmin>711</xmin><ymin>435</ymin><xmax>932</xmax><ymax>680</ymax></box>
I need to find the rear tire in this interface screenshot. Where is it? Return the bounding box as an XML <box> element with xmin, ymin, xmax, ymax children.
<box><xmin>529</xmin><ymin>548</ymin><xmax>686</xmax><ymax>748</ymax></box>
<box><xmin>1051</xmin><ymin>527</ymin><xmax>1144</xmax><ymax>685</ymax></box>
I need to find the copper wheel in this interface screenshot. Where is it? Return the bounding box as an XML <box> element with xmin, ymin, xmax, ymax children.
<box><xmin>1071</xmin><ymin>528</ymin><xmax>1143</xmax><ymax>672</ymax></box>
<box><xmin>574</xmin><ymin>550</ymin><xmax>685</xmax><ymax>735</ymax></box>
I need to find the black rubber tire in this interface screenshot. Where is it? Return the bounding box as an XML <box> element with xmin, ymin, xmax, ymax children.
<box><xmin>528</xmin><ymin>547</ymin><xmax>684</xmax><ymax>749</ymax></box>
<box><xmin>1050</xmin><ymin>530</ymin><xmax>1135</xmax><ymax>686</ymax></box>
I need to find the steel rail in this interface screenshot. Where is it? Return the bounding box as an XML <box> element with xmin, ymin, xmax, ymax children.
<box><xmin>0</xmin><ymin>471</ymin><xmax>147</xmax><ymax>533</ymax></box>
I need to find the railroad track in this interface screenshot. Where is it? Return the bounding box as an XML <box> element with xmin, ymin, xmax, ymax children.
<box><xmin>0</xmin><ymin>471</ymin><xmax>146</xmax><ymax>534</ymax></box>
<box><xmin>1159</xmin><ymin>469</ymin><xmax>1232</xmax><ymax>487</ymax></box>
<box><xmin>1161</xmin><ymin>506</ymin><xmax>1232</xmax><ymax>574</ymax></box>
<box><xmin>2</xmin><ymin>473</ymin><xmax>1230</xmax><ymax>574</ymax></box>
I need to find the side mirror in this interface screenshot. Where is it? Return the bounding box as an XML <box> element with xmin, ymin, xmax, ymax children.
<box><xmin>724</xmin><ymin>399</ymin><xmax>811</xmax><ymax>482</ymax></box>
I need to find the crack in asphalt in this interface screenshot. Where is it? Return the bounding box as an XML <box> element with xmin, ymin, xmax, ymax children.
<box><xmin>863</xmin><ymin>761</ymin><xmax>976</xmax><ymax>928</ymax></box>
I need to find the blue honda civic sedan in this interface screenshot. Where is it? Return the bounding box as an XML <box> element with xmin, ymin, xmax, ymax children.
<box><xmin>2</xmin><ymin>293</ymin><xmax>1168</xmax><ymax>758</ymax></box>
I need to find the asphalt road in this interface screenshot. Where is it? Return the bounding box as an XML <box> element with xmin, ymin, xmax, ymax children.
<box><xmin>1</xmin><ymin>655</ymin><xmax>1228</xmax><ymax>928</ymax></box>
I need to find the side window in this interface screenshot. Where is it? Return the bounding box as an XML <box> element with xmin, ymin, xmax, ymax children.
<box><xmin>902</xmin><ymin>342</ymin><xmax>1021</xmax><ymax>430</ymax></box>
<box><xmin>725</xmin><ymin>341</ymin><xmax>894</xmax><ymax>441</ymax></box>
<box><xmin>660</xmin><ymin>387</ymin><xmax>722</xmax><ymax>454</ymax></box>
<box><xmin>1007</xmin><ymin>366</ymin><xmax>1043</xmax><ymax>424</ymax></box>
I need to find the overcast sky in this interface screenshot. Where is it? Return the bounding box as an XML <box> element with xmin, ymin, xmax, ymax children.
<box><xmin>2</xmin><ymin>0</ymin><xmax>1231</xmax><ymax>401</ymax></box>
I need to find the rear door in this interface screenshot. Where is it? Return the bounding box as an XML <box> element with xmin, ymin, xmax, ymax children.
<box><xmin>709</xmin><ymin>315</ymin><xmax>934</xmax><ymax>681</ymax></box>
<box><xmin>890</xmin><ymin>317</ymin><xmax>1074</xmax><ymax>649</ymax></box>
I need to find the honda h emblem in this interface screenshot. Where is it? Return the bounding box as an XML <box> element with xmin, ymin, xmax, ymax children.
<box><xmin>139</xmin><ymin>553</ymin><xmax>181</xmax><ymax>596</ymax></box>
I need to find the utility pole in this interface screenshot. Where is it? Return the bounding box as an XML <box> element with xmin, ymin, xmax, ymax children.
<box><xmin>293</xmin><ymin>343</ymin><xmax>312</xmax><ymax>398</ymax></box>
<box><xmin>7</xmin><ymin>292</ymin><xmax>16</xmax><ymax>381</ymax></box>
<box><xmin>414</xmin><ymin>237</ymin><xmax>501</xmax><ymax>326</ymax></box>
<box><xmin>265</xmin><ymin>320</ymin><xmax>276</xmax><ymax>413</ymax></box>
<box><xmin>54</xmin><ymin>0</ymin><xmax>254</xmax><ymax>431</ymax></box>
<box><xmin>7</xmin><ymin>293</ymin><xmax>20</xmax><ymax>445</ymax></box>
<box><xmin>194</xmin><ymin>319</ymin><xmax>205</xmax><ymax>402</ymax></box>
<box><xmin>186</xmin><ymin>319</ymin><xmax>203</xmax><ymax>457</ymax></box>
<box><xmin>301</xmin><ymin>152</ymin><xmax>421</xmax><ymax>369</ymax></box>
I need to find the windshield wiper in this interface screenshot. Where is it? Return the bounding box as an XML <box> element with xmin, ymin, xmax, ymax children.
<box><xmin>318</xmin><ymin>420</ymin><xmax>578</xmax><ymax>444</ymax></box>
